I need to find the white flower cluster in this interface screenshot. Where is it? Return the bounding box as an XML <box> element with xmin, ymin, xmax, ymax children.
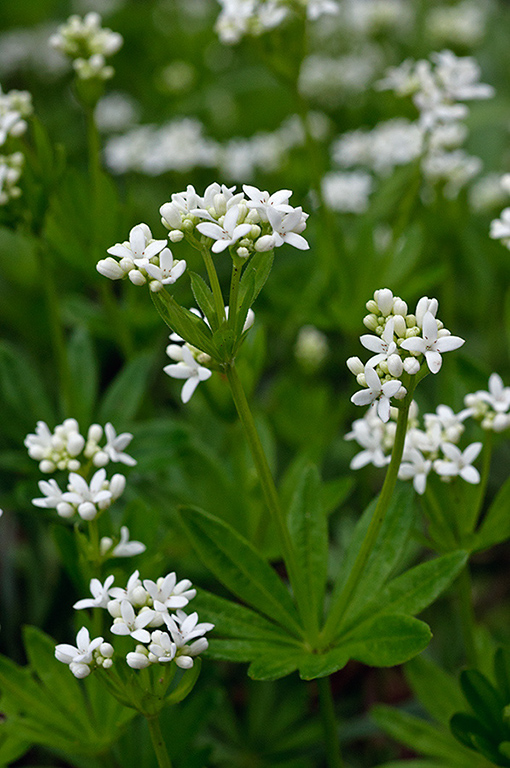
<box><xmin>469</xmin><ymin>173</ymin><xmax>510</xmax><ymax>214</ymax></box>
<box><xmin>294</xmin><ymin>325</ymin><xmax>329</xmax><ymax>370</ymax></box>
<box><xmin>348</xmin><ymin>289</ymin><xmax>465</xmax><ymax>422</ymax></box>
<box><xmin>321</xmin><ymin>170</ymin><xmax>373</xmax><ymax>213</ymax></box>
<box><xmin>464</xmin><ymin>373</ymin><xmax>510</xmax><ymax>433</ymax></box>
<box><xmin>425</xmin><ymin>0</ymin><xmax>490</xmax><ymax>48</ymax></box>
<box><xmin>25</xmin><ymin>419</ymin><xmax>136</xmax><ymax>473</ymax></box>
<box><xmin>215</xmin><ymin>0</ymin><xmax>339</xmax><ymax>45</ymax></box>
<box><xmin>56</xmin><ymin>569</ymin><xmax>213</xmax><ymax>678</ymax></box>
<box><xmin>346</xmin><ymin>401</ymin><xmax>482</xmax><ymax>495</ymax></box>
<box><xmin>298</xmin><ymin>48</ymin><xmax>383</xmax><ymax>108</ymax></box>
<box><xmin>32</xmin><ymin>466</ymin><xmax>126</xmax><ymax>521</ymax></box>
<box><xmin>340</xmin><ymin>0</ymin><xmax>414</xmax><ymax>37</ymax></box>
<box><xmin>49</xmin><ymin>12</ymin><xmax>122</xmax><ymax>80</ymax></box>
<box><xmin>488</xmin><ymin>176</ymin><xmax>510</xmax><ymax>249</ymax></box>
<box><xmin>159</xmin><ymin>182</ymin><xmax>309</xmax><ymax>255</ymax></box>
<box><xmin>164</xmin><ymin>307</ymin><xmax>255</xmax><ymax>403</ymax></box>
<box><xmin>0</xmin><ymin>84</ymin><xmax>32</xmax><ymax>205</ymax></box>
<box><xmin>98</xmin><ymin>223</ymin><xmax>186</xmax><ymax>291</ymax></box>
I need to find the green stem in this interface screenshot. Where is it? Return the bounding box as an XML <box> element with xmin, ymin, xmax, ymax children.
<box><xmin>321</xmin><ymin>391</ymin><xmax>414</xmax><ymax>646</ymax></box>
<box><xmin>470</xmin><ymin>431</ymin><xmax>492</xmax><ymax>534</ymax></box>
<box><xmin>146</xmin><ymin>715</ymin><xmax>173</xmax><ymax>768</ymax></box>
<box><xmin>226</xmin><ymin>362</ymin><xmax>311</xmax><ymax>639</ymax></box>
<box><xmin>456</xmin><ymin>563</ymin><xmax>478</xmax><ymax>667</ymax></box>
<box><xmin>200</xmin><ymin>243</ymin><xmax>226</xmax><ymax>324</ymax></box>
<box><xmin>228</xmin><ymin>262</ymin><xmax>242</xmax><ymax>330</ymax></box>
<box><xmin>423</xmin><ymin>484</ymin><xmax>458</xmax><ymax>551</ymax></box>
<box><xmin>317</xmin><ymin>677</ymin><xmax>344</xmax><ymax>768</ymax></box>
<box><xmin>37</xmin><ymin>243</ymin><xmax>73</xmax><ymax>416</ymax></box>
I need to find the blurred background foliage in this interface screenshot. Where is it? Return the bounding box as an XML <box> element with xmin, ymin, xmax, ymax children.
<box><xmin>1</xmin><ymin>0</ymin><xmax>510</xmax><ymax>765</ymax></box>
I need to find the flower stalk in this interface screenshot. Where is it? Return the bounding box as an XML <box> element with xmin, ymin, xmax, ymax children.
<box><xmin>317</xmin><ymin>676</ymin><xmax>344</xmax><ymax>768</ymax></box>
<box><xmin>146</xmin><ymin>715</ymin><xmax>173</xmax><ymax>768</ymax></box>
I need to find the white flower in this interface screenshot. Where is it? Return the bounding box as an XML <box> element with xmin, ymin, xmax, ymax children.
<box><xmin>102</xmin><ymin>423</ymin><xmax>136</xmax><ymax>466</ymax></box>
<box><xmin>476</xmin><ymin>373</ymin><xmax>510</xmax><ymax>413</ymax></box>
<box><xmin>25</xmin><ymin>418</ymin><xmax>85</xmax><ymax>472</ymax></box>
<box><xmin>400</xmin><ymin>311</ymin><xmax>464</xmax><ymax>373</ymax></box>
<box><xmin>101</xmin><ymin>526</ymin><xmax>146</xmax><ymax>558</ymax></box>
<box><xmin>111</xmin><ymin>600</ymin><xmax>155</xmax><ymax>643</ymax></box>
<box><xmin>109</xmin><ymin>570</ymin><xmax>148</xmax><ymax>610</ymax></box>
<box><xmin>32</xmin><ymin>478</ymin><xmax>75</xmax><ymax>518</ymax></box>
<box><xmin>145</xmin><ymin>247</ymin><xmax>187</xmax><ymax>291</ymax></box>
<box><xmin>103</xmin><ymin>224</ymin><xmax>167</xmax><ymax>284</ymax></box>
<box><xmin>398</xmin><ymin>448</ymin><xmax>432</xmax><ymax>495</ymax></box>
<box><xmin>161</xmin><ymin>609</ymin><xmax>213</xmax><ymax>668</ymax></box>
<box><xmin>345</xmin><ymin>411</ymin><xmax>390</xmax><ymax>469</ymax></box>
<box><xmin>266</xmin><ymin>206</ymin><xmax>309</xmax><ymax>250</ymax></box>
<box><xmin>321</xmin><ymin>171</ymin><xmax>373</xmax><ymax>214</ymax></box>
<box><xmin>74</xmin><ymin>575</ymin><xmax>115</xmax><ymax>610</ymax></box>
<box><xmin>144</xmin><ymin>573</ymin><xmax>196</xmax><ymax>611</ymax></box>
<box><xmin>196</xmin><ymin>205</ymin><xmax>252</xmax><ymax>253</ymax></box>
<box><xmin>163</xmin><ymin>345</ymin><xmax>212</xmax><ymax>404</ymax></box>
<box><xmin>434</xmin><ymin>441</ymin><xmax>482</xmax><ymax>484</ymax></box>
<box><xmin>127</xmin><ymin>645</ymin><xmax>151</xmax><ymax>669</ymax></box>
<box><xmin>490</xmin><ymin>208</ymin><xmax>510</xmax><ymax>248</ymax></box>
<box><xmin>360</xmin><ymin>317</ymin><xmax>397</xmax><ymax>367</ymax></box>
<box><xmin>55</xmin><ymin>627</ymin><xmax>104</xmax><ymax>678</ymax></box>
<box><xmin>242</xmin><ymin>184</ymin><xmax>293</xmax><ymax>221</ymax></box>
<box><xmin>62</xmin><ymin>468</ymin><xmax>112</xmax><ymax>521</ymax></box>
<box><xmin>148</xmin><ymin>630</ymin><xmax>177</xmax><ymax>663</ymax></box>
<box><xmin>351</xmin><ymin>365</ymin><xmax>402</xmax><ymax>423</ymax></box>
<box><xmin>50</xmin><ymin>12</ymin><xmax>122</xmax><ymax>80</ymax></box>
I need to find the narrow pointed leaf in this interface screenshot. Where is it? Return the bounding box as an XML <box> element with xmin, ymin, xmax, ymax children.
<box><xmin>188</xmin><ymin>272</ymin><xmax>218</xmax><ymax>330</ymax></box>
<box><xmin>238</xmin><ymin>249</ymin><xmax>274</xmax><ymax>307</ymax></box>
<box><xmin>460</xmin><ymin>669</ymin><xmax>505</xmax><ymax>731</ymax></box>
<box><xmin>151</xmin><ymin>290</ymin><xmax>217</xmax><ymax>357</ymax></box>
<box><xmin>474</xmin><ymin>475</ymin><xmax>510</xmax><ymax>551</ymax></box>
<box><xmin>341</xmin><ymin>613</ymin><xmax>431</xmax><ymax>667</ymax></box>
<box><xmin>405</xmin><ymin>655</ymin><xmax>467</xmax><ymax>726</ymax></box>
<box><xmin>178</xmin><ymin>506</ymin><xmax>302</xmax><ymax>636</ymax></box>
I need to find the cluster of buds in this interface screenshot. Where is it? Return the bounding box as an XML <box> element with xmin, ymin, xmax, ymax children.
<box><xmin>346</xmin><ymin>400</ymin><xmax>482</xmax><ymax>495</ymax></box>
<box><xmin>0</xmin><ymin>85</ymin><xmax>32</xmax><ymax>205</ymax></box>
<box><xmin>25</xmin><ymin>419</ymin><xmax>136</xmax><ymax>473</ymax></box>
<box><xmin>0</xmin><ymin>152</ymin><xmax>24</xmax><ymax>205</ymax></box>
<box><xmin>464</xmin><ymin>373</ymin><xmax>510</xmax><ymax>432</ymax></box>
<box><xmin>56</xmin><ymin>569</ymin><xmax>213</xmax><ymax>678</ymax></box>
<box><xmin>348</xmin><ymin>288</ymin><xmax>464</xmax><ymax>422</ymax></box>
<box><xmin>49</xmin><ymin>12</ymin><xmax>123</xmax><ymax>81</ymax></box>
<box><xmin>32</xmin><ymin>466</ymin><xmax>126</xmax><ymax>521</ymax></box>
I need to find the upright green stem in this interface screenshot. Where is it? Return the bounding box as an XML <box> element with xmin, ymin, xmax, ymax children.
<box><xmin>321</xmin><ymin>392</ymin><xmax>414</xmax><ymax>646</ymax></box>
<box><xmin>457</xmin><ymin>563</ymin><xmax>478</xmax><ymax>667</ymax></box>
<box><xmin>37</xmin><ymin>243</ymin><xmax>73</xmax><ymax>415</ymax></box>
<box><xmin>226</xmin><ymin>362</ymin><xmax>312</xmax><ymax>639</ymax></box>
<box><xmin>423</xmin><ymin>484</ymin><xmax>458</xmax><ymax>551</ymax></box>
<box><xmin>470</xmin><ymin>431</ymin><xmax>492</xmax><ymax>533</ymax></box>
<box><xmin>200</xmin><ymin>244</ymin><xmax>226</xmax><ymax>323</ymax></box>
<box><xmin>228</xmin><ymin>263</ymin><xmax>242</xmax><ymax>330</ymax></box>
<box><xmin>146</xmin><ymin>715</ymin><xmax>173</xmax><ymax>768</ymax></box>
<box><xmin>317</xmin><ymin>677</ymin><xmax>344</xmax><ymax>768</ymax></box>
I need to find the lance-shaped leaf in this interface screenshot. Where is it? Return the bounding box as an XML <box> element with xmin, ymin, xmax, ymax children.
<box><xmin>238</xmin><ymin>249</ymin><xmax>274</xmax><ymax>308</ymax></box>
<box><xmin>287</xmin><ymin>464</ymin><xmax>328</xmax><ymax>627</ymax></box>
<box><xmin>178</xmin><ymin>506</ymin><xmax>302</xmax><ymax>637</ymax></box>
<box><xmin>189</xmin><ymin>271</ymin><xmax>218</xmax><ymax>330</ymax></box>
<box><xmin>340</xmin><ymin>613</ymin><xmax>431</xmax><ymax>668</ymax></box>
<box><xmin>473</xmin><ymin>475</ymin><xmax>510</xmax><ymax>552</ymax></box>
<box><xmin>151</xmin><ymin>289</ymin><xmax>217</xmax><ymax>358</ymax></box>
<box><xmin>405</xmin><ymin>655</ymin><xmax>468</xmax><ymax>727</ymax></box>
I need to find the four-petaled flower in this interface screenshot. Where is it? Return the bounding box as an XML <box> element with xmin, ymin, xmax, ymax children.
<box><xmin>400</xmin><ymin>311</ymin><xmax>464</xmax><ymax>373</ymax></box>
<box><xmin>145</xmin><ymin>247</ymin><xmax>186</xmax><ymax>287</ymax></box>
<box><xmin>267</xmin><ymin>206</ymin><xmax>309</xmax><ymax>250</ymax></box>
<box><xmin>398</xmin><ymin>448</ymin><xmax>432</xmax><ymax>495</ymax></box>
<box><xmin>360</xmin><ymin>317</ymin><xmax>397</xmax><ymax>367</ymax></box>
<box><xmin>196</xmin><ymin>205</ymin><xmax>252</xmax><ymax>253</ymax></box>
<box><xmin>55</xmin><ymin>627</ymin><xmax>104</xmax><ymax>679</ymax></box>
<box><xmin>111</xmin><ymin>600</ymin><xmax>155</xmax><ymax>643</ymax></box>
<box><xmin>103</xmin><ymin>423</ymin><xmax>137</xmax><ymax>466</ymax></box>
<box><xmin>107</xmin><ymin>223</ymin><xmax>166</xmax><ymax>267</ymax></box>
<box><xmin>62</xmin><ymin>468</ymin><xmax>112</xmax><ymax>521</ymax></box>
<box><xmin>74</xmin><ymin>575</ymin><xmax>115</xmax><ymax>610</ymax></box>
<box><xmin>242</xmin><ymin>184</ymin><xmax>293</xmax><ymax>221</ymax></box>
<box><xmin>351</xmin><ymin>366</ymin><xmax>402</xmax><ymax>422</ymax></box>
<box><xmin>434</xmin><ymin>442</ymin><xmax>482</xmax><ymax>484</ymax></box>
<box><xmin>163</xmin><ymin>345</ymin><xmax>212</xmax><ymax>403</ymax></box>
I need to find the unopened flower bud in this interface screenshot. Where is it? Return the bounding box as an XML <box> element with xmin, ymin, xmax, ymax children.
<box><xmin>356</xmin><ymin>373</ymin><xmax>367</xmax><ymax>387</ymax></box>
<box><xmin>363</xmin><ymin>314</ymin><xmax>379</xmax><ymax>331</ymax></box>
<box><xmin>393</xmin><ymin>298</ymin><xmax>408</xmax><ymax>316</ymax></box>
<box><xmin>406</xmin><ymin>314</ymin><xmax>417</xmax><ymax>327</ymax></box>
<box><xmin>68</xmin><ymin>459</ymin><xmax>81</xmax><ymax>471</ymax></box>
<box><xmin>93</xmin><ymin>450</ymin><xmax>109</xmax><ymax>467</ymax></box>
<box><xmin>169</xmin><ymin>229</ymin><xmax>184</xmax><ymax>242</ymax></box>
<box><xmin>404</xmin><ymin>357</ymin><xmax>420</xmax><ymax>374</ymax></box>
<box><xmin>213</xmin><ymin>193</ymin><xmax>227</xmax><ymax>216</ymax></box>
<box><xmin>250</xmin><ymin>225</ymin><xmax>261</xmax><ymax>239</ymax></box>
<box><xmin>78</xmin><ymin>502</ymin><xmax>97</xmax><ymax>521</ymax></box>
<box><xmin>96</xmin><ymin>257</ymin><xmax>125</xmax><ymax>280</ymax></box>
<box><xmin>237</xmin><ymin>247</ymin><xmax>250</xmax><ymax>258</ymax></box>
<box><xmin>128</xmin><ymin>270</ymin><xmax>146</xmax><ymax>286</ymax></box>
<box><xmin>405</xmin><ymin>327</ymin><xmax>421</xmax><ymax>339</ymax></box>
<box><xmin>160</xmin><ymin>203</ymin><xmax>182</xmax><ymax>230</ymax></box>
<box><xmin>88</xmin><ymin>424</ymin><xmax>103</xmax><ymax>442</ymax></box>
<box><xmin>183</xmin><ymin>219</ymin><xmax>195</xmax><ymax>233</ymax></box>
<box><xmin>374</xmin><ymin>288</ymin><xmax>393</xmax><ymax>316</ymax></box>
<box><xmin>365</xmin><ymin>299</ymin><xmax>378</xmax><ymax>313</ymax></box>
<box><xmin>100</xmin><ymin>536</ymin><xmax>114</xmax><ymax>555</ymax></box>
<box><xmin>254</xmin><ymin>235</ymin><xmax>275</xmax><ymax>252</ymax></box>
<box><xmin>109</xmin><ymin>473</ymin><xmax>126</xmax><ymax>500</ymax></box>
<box><xmin>57</xmin><ymin>502</ymin><xmax>75</xmax><ymax>518</ymax></box>
<box><xmin>437</xmin><ymin>328</ymin><xmax>450</xmax><ymax>338</ymax></box>
<box><xmin>393</xmin><ymin>385</ymin><xmax>407</xmax><ymax>400</ymax></box>
<box><xmin>68</xmin><ymin>433</ymin><xmax>85</xmax><ymax>457</ymax></box>
<box><xmin>149</xmin><ymin>280</ymin><xmax>163</xmax><ymax>293</ymax></box>
<box><xmin>40</xmin><ymin>460</ymin><xmax>55</xmax><ymax>473</ymax></box>
<box><xmin>393</xmin><ymin>315</ymin><xmax>407</xmax><ymax>338</ymax></box>
<box><xmin>388</xmin><ymin>354</ymin><xmax>403</xmax><ymax>377</ymax></box>
<box><xmin>346</xmin><ymin>356</ymin><xmax>364</xmax><ymax>375</ymax></box>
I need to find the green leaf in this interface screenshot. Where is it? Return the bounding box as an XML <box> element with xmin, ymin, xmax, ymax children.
<box><xmin>98</xmin><ymin>351</ymin><xmax>154</xmax><ymax>424</ymax></box>
<box><xmin>67</xmin><ymin>326</ymin><xmax>98</xmax><ymax>425</ymax></box>
<box><xmin>373</xmin><ymin>706</ymin><xmax>478</xmax><ymax>764</ymax></box>
<box><xmin>474</xmin><ymin>475</ymin><xmax>510</xmax><ymax>551</ymax></box>
<box><xmin>495</xmin><ymin>649</ymin><xmax>510</xmax><ymax>704</ymax></box>
<box><xmin>238</xmin><ymin>249</ymin><xmax>274</xmax><ymax>308</ymax></box>
<box><xmin>341</xmin><ymin>613</ymin><xmax>431</xmax><ymax>667</ymax></box>
<box><xmin>460</xmin><ymin>669</ymin><xmax>504</xmax><ymax>732</ymax></box>
<box><xmin>287</xmin><ymin>464</ymin><xmax>328</xmax><ymax>626</ymax></box>
<box><xmin>0</xmin><ymin>726</ymin><xmax>29</xmax><ymax>768</ymax></box>
<box><xmin>151</xmin><ymin>290</ymin><xmax>216</xmax><ymax>357</ymax></box>
<box><xmin>166</xmin><ymin>661</ymin><xmax>201</xmax><ymax>705</ymax></box>
<box><xmin>248</xmin><ymin>650</ymin><xmax>304</xmax><ymax>681</ymax></box>
<box><xmin>405</xmin><ymin>655</ymin><xmax>467</xmax><ymax>726</ymax></box>
<box><xmin>297</xmin><ymin>648</ymin><xmax>349</xmax><ymax>680</ymax></box>
<box><xmin>188</xmin><ymin>272</ymin><xmax>218</xmax><ymax>330</ymax></box>
<box><xmin>206</xmin><ymin>638</ymin><xmax>300</xmax><ymax>664</ymax></box>
<box><xmin>178</xmin><ymin>506</ymin><xmax>302</xmax><ymax>636</ymax></box>
<box><xmin>0</xmin><ymin>342</ymin><xmax>54</xmax><ymax>431</ymax></box>
<box><xmin>345</xmin><ymin>552</ymin><xmax>468</xmax><ymax>632</ymax></box>
<box><xmin>212</xmin><ymin>325</ymin><xmax>236</xmax><ymax>361</ymax></box>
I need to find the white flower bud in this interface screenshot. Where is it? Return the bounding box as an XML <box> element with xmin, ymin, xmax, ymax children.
<box><xmin>93</xmin><ymin>450</ymin><xmax>109</xmax><ymax>467</ymax></box>
<box><xmin>374</xmin><ymin>288</ymin><xmax>393</xmax><ymax>316</ymax></box>
<box><xmin>107</xmin><ymin>600</ymin><xmax>122</xmax><ymax>619</ymax></box>
<box><xmin>68</xmin><ymin>459</ymin><xmax>81</xmax><ymax>471</ymax></box>
<box><xmin>78</xmin><ymin>502</ymin><xmax>97</xmax><ymax>521</ymax></box>
<box><xmin>363</xmin><ymin>314</ymin><xmax>379</xmax><ymax>331</ymax></box>
<box><xmin>102</xmin><ymin>658</ymin><xmax>113</xmax><ymax>669</ymax></box>
<box><xmin>128</xmin><ymin>270</ymin><xmax>146</xmax><ymax>286</ymax></box>
<box><xmin>88</xmin><ymin>424</ymin><xmax>103</xmax><ymax>442</ymax></box>
<box><xmin>96</xmin><ymin>257</ymin><xmax>125</xmax><ymax>280</ymax></box>
<box><xmin>160</xmin><ymin>202</ymin><xmax>182</xmax><ymax>230</ymax></box>
<box><xmin>100</xmin><ymin>642</ymin><xmax>114</xmax><ymax>658</ymax></box>
<box><xmin>393</xmin><ymin>298</ymin><xmax>408</xmax><ymax>316</ymax></box>
<box><xmin>67</xmin><ymin>433</ymin><xmax>85</xmax><ymax>457</ymax></box>
<box><xmin>213</xmin><ymin>193</ymin><xmax>227</xmax><ymax>216</ymax></box>
<box><xmin>346</xmin><ymin>356</ymin><xmax>365</xmax><ymax>375</ymax></box>
<box><xmin>175</xmin><ymin>655</ymin><xmax>194</xmax><ymax>669</ymax></box>
<box><xmin>126</xmin><ymin>651</ymin><xmax>151</xmax><ymax>669</ymax></box>
<box><xmin>356</xmin><ymin>373</ymin><xmax>367</xmax><ymax>387</ymax></box>
<box><xmin>415</xmin><ymin>297</ymin><xmax>438</xmax><ymax>327</ymax></box>
<box><xmin>393</xmin><ymin>315</ymin><xmax>407</xmax><ymax>338</ymax></box>
<box><xmin>132</xmin><ymin>586</ymin><xmax>149</xmax><ymax>606</ymax></box>
<box><xmin>56</xmin><ymin>502</ymin><xmax>75</xmax><ymax>518</ymax></box>
<box><xmin>70</xmin><ymin>662</ymin><xmax>91</xmax><ymax>679</ymax></box>
<box><xmin>437</xmin><ymin>328</ymin><xmax>451</xmax><ymax>338</ymax></box>
<box><xmin>109</xmin><ymin>474</ymin><xmax>126</xmax><ymax>500</ymax></box>
<box><xmin>188</xmin><ymin>637</ymin><xmax>208</xmax><ymax>655</ymax></box>
<box><xmin>250</xmin><ymin>225</ymin><xmax>261</xmax><ymax>239</ymax></box>
<box><xmin>40</xmin><ymin>460</ymin><xmax>55</xmax><ymax>473</ymax></box>
<box><xmin>119</xmin><ymin>257</ymin><xmax>135</xmax><ymax>272</ymax></box>
<box><xmin>254</xmin><ymin>235</ymin><xmax>275</xmax><ymax>252</ymax></box>
<box><xmin>365</xmin><ymin>299</ymin><xmax>378</xmax><ymax>313</ymax></box>
<box><xmin>406</xmin><ymin>314</ymin><xmax>417</xmax><ymax>327</ymax></box>
<box><xmin>100</xmin><ymin>536</ymin><xmax>114</xmax><ymax>555</ymax></box>
<box><xmin>169</xmin><ymin>229</ymin><xmax>184</xmax><ymax>242</ymax></box>
<box><xmin>149</xmin><ymin>280</ymin><xmax>163</xmax><ymax>293</ymax></box>
<box><xmin>237</xmin><ymin>247</ymin><xmax>250</xmax><ymax>258</ymax></box>
<box><xmin>404</xmin><ymin>357</ymin><xmax>420</xmax><ymax>374</ymax></box>
<box><xmin>387</xmin><ymin>354</ymin><xmax>403</xmax><ymax>378</ymax></box>
<box><xmin>393</xmin><ymin>385</ymin><xmax>407</xmax><ymax>400</ymax></box>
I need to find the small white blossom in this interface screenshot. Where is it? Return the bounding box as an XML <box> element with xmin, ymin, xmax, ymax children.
<box><xmin>148</xmin><ymin>630</ymin><xmax>177</xmax><ymax>663</ymax></box>
<box><xmin>111</xmin><ymin>600</ymin><xmax>155</xmax><ymax>643</ymax></box>
<box><xmin>163</xmin><ymin>344</ymin><xmax>212</xmax><ymax>404</ymax></box>
<box><xmin>434</xmin><ymin>442</ymin><xmax>482</xmax><ymax>484</ymax></box>
<box><xmin>108</xmin><ymin>570</ymin><xmax>148</xmax><ymax>611</ymax></box>
<box><xmin>144</xmin><ymin>573</ymin><xmax>196</xmax><ymax>611</ymax></box>
<box><xmin>196</xmin><ymin>204</ymin><xmax>252</xmax><ymax>253</ymax></box>
<box><xmin>490</xmin><ymin>208</ymin><xmax>510</xmax><ymax>249</ymax></box>
<box><xmin>101</xmin><ymin>224</ymin><xmax>167</xmax><ymax>285</ymax></box>
<box><xmin>50</xmin><ymin>12</ymin><xmax>122</xmax><ymax>80</ymax></box>
<box><xmin>55</xmin><ymin>627</ymin><xmax>104</xmax><ymax>678</ymax></box>
<box><xmin>351</xmin><ymin>365</ymin><xmax>402</xmax><ymax>422</ymax></box>
<box><xmin>62</xmin><ymin>468</ymin><xmax>113</xmax><ymax>521</ymax></box>
<box><xmin>400</xmin><ymin>311</ymin><xmax>464</xmax><ymax>373</ymax></box>
<box><xmin>74</xmin><ymin>575</ymin><xmax>115</xmax><ymax>610</ymax></box>
<box><xmin>398</xmin><ymin>448</ymin><xmax>432</xmax><ymax>495</ymax></box>
<box><xmin>145</xmin><ymin>247</ymin><xmax>187</xmax><ymax>292</ymax></box>
<box><xmin>101</xmin><ymin>423</ymin><xmax>136</xmax><ymax>467</ymax></box>
<box><xmin>25</xmin><ymin>419</ymin><xmax>85</xmax><ymax>473</ymax></box>
<box><xmin>100</xmin><ymin>526</ymin><xmax>146</xmax><ymax>558</ymax></box>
